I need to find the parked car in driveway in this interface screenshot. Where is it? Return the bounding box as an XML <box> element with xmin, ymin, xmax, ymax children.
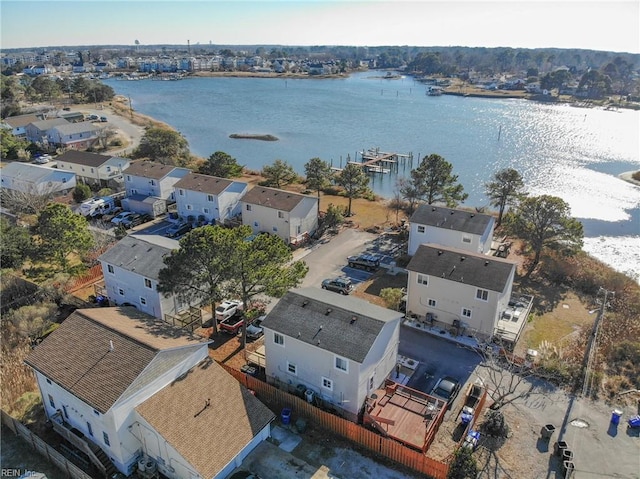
<box><xmin>246</xmin><ymin>315</ymin><xmax>266</xmax><ymax>339</ymax></box>
<box><xmin>165</xmin><ymin>221</ymin><xmax>192</xmax><ymax>238</ymax></box>
<box><xmin>33</xmin><ymin>154</ymin><xmax>53</xmax><ymax>164</ymax></box>
<box><xmin>121</xmin><ymin>213</ymin><xmax>152</xmax><ymax>229</ymax></box>
<box><xmin>347</xmin><ymin>253</ymin><xmax>380</xmax><ymax>271</ymax></box>
<box><xmin>430</xmin><ymin>376</ymin><xmax>461</xmax><ymax>407</ymax></box>
<box><xmin>215</xmin><ymin>300</ymin><xmax>244</xmax><ymax>321</ymax></box>
<box><xmin>110</xmin><ymin>211</ymin><xmax>135</xmax><ymax>225</ymax></box>
<box><xmin>321</xmin><ymin>277</ymin><xmax>354</xmax><ymax>295</ymax></box>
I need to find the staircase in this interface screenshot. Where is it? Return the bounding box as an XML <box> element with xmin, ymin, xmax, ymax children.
<box><xmin>89</xmin><ymin>443</ymin><xmax>119</xmax><ymax>478</ymax></box>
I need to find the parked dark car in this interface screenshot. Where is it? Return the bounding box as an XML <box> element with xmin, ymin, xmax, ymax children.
<box><xmin>430</xmin><ymin>376</ymin><xmax>461</xmax><ymax>407</ymax></box>
<box><xmin>347</xmin><ymin>253</ymin><xmax>380</xmax><ymax>271</ymax></box>
<box><xmin>321</xmin><ymin>277</ymin><xmax>354</xmax><ymax>295</ymax></box>
<box><xmin>121</xmin><ymin>213</ymin><xmax>152</xmax><ymax>229</ymax></box>
<box><xmin>165</xmin><ymin>222</ymin><xmax>192</xmax><ymax>238</ymax></box>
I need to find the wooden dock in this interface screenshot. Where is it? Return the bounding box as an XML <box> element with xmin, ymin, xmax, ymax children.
<box><xmin>331</xmin><ymin>147</ymin><xmax>413</xmax><ymax>174</ymax></box>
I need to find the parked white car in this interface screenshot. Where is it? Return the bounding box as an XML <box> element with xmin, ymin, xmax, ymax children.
<box><xmin>215</xmin><ymin>300</ymin><xmax>243</xmax><ymax>321</ymax></box>
<box><xmin>33</xmin><ymin>154</ymin><xmax>53</xmax><ymax>164</ymax></box>
<box><xmin>110</xmin><ymin>211</ymin><xmax>135</xmax><ymax>225</ymax></box>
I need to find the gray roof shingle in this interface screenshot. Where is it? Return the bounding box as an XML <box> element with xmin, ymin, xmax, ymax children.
<box><xmin>262</xmin><ymin>288</ymin><xmax>402</xmax><ymax>363</ymax></box>
<box><xmin>98</xmin><ymin>235</ymin><xmax>175</xmax><ymax>279</ymax></box>
<box><xmin>123</xmin><ymin>160</ymin><xmax>187</xmax><ymax>180</ymax></box>
<box><xmin>406</xmin><ymin>244</ymin><xmax>515</xmax><ymax>292</ymax></box>
<box><xmin>55</xmin><ymin>150</ymin><xmax>116</xmax><ymax>167</ymax></box>
<box><xmin>24</xmin><ymin>307</ymin><xmax>206</xmax><ymax>413</ymax></box>
<box><xmin>409</xmin><ymin>205</ymin><xmax>493</xmax><ymax>235</ymax></box>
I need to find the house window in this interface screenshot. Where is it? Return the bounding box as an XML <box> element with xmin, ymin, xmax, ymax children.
<box><xmin>278</xmin><ymin>211</ymin><xmax>284</xmax><ymax>219</ymax></box>
<box><xmin>186</xmin><ymin>204</ymin><xmax>193</xmax><ymax>211</ymax></box>
<box><xmin>417</xmin><ymin>225</ymin><xmax>425</xmax><ymax>233</ymax></box>
<box><xmin>207</xmin><ymin>194</ymin><xmax>214</xmax><ymax>202</ymax></box>
<box><xmin>126</xmin><ymin>175</ymin><xmax>131</xmax><ymax>181</ymax></box>
<box><xmin>335</xmin><ymin>356</ymin><xmax>348</xmax><ymax>373</ymax></box>
<box><xmin>428</xmin><ymin>298</ymin><xmax>437</xmax><ymax>307</ymax></box>
<box><xmin>246</xmin><ymin>204</ymin><xmax>252</xmax><ymax>211</ymax></box>
<box><xmin>150</xmin><ymin>180</ymin><xmax>156</xmax><ymax>186</ymax></box>
<box><xmin>272</xmin><ymin>226</ymin><xmax>278</xmax><ymax>232</ymax></box>
<box><xmin>87</xmin><ymin>422</ymin><xmax>93</xmax><ymax>437</ymax></box>
<box><xmin>90</xmin><ymin>168</ymin><xmax>94</xmax><ymax>173</ymax></box>
<box><xmin>131</xmin><ymin>188</ymin><xmax>138</xmax><ymax>195</ymax></box>
<box><xmin>144</xmin><ymin>278</ymin><xmax>152</xmax><ymax>289</ymax></box>
<box><xmin>140</xmin><ymin>297</ymin><xmax>146</xmax><ymax>306</ymax></box>
<box><xmin>103</xmin><ymin>432</ymin><xmax>110</xmax><ymax>447</ymax></box>
<box><xmin>179</xmin><ymin>189</ymin><xmax>184</xmax><ymax>196</ymax></box>
<box><xmin>48</xmin><ymin>394</ymin><xmax>55</xmax><ymax>408</ymax></box>
<box><xmin>462</xmin><ymin>235</ymin><xmax>472</xmax><ymax>244</ymax></box>
<box><xmin>46</xmin><ymin>378</ymin><xmax>52</xmax><ymax>385</ymax></box>
<box><xmin>462</xmin><ymin>308</ymin><xmax>472</xmax><ymax>318</ymax></box>
<box><xmin>118</xmin><ymin>288</ymin><xmax>124</xmax><ymax>296</ymax></box>
<box><xmin>287</xmin><ymin>362</ymin><xmax>297</xmax><ymax>375</ymax></box>
<box><xmin>274</xmin><ymin>332</ymin><xmax>284</xmax><ymax>346</ymax></box>
<box><xmin>62</xmin><ymin>405</ymin><xmax>68</xmax><ymax>419</ymax></box>
<box><xmin>107</xmin><ymin>264</ymin><xmax>114</xmax><ymax>274</ymax></box>
<box><xmin>322</xmin><ymin>377</ymin><xmax>333</xmax><ymax>391</ymax></box>
<box><xmin>106</xmin><ymin>166</ymin><xmax>111</xmax><ymax>172</ymax></box>
<box><xmin>417</xmin><ymin>274</ymin><xmax>428</xmax><ymax>286</ymax></box>
<box><xmin>476</xmin><ymin>289</ymin><xmax>489</xmax><ymax>301</ymax></box>
<box><xmin>369</xmin><ymin>376</ymin><xmax>374</xmax><ymax>390</ymax></box>
<box><xmin>254</xmin><ymin>221</ymin><xmax>259</xmax><ymax>227</ymax></box>
<box><xmin>203</xmin><ymin>208</ymin><xmax>210</xmax><ymax>214</ymax></box>
<box><xmin>93</xmin><ymin>410</ymin><xmax>100</xmax><ymax>416</ymax></box>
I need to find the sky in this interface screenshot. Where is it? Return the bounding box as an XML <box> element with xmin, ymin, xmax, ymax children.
<box><xmin>1</xmin><ymin>0</ymin><xmax>638</xmax><ymax>54</ymax></box>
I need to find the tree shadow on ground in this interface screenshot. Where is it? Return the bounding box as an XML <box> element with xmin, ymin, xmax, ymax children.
<box><xmin>363</xmin><ymin>272</ymin><xmax>408</xmax><ymax>296</ymax></box>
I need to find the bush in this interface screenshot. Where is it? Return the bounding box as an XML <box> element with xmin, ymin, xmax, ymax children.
<box><xmin>447</xmin><ymin>447</ymin><xmax>479</xmax><ymax>479</ymax></box>
<box><xmin>483</xmin><ymin>410</ymin><xmax>509</xmax><ymax>437</ymax></box>
<box><xmin>73</xmin><ymin>183</ymin><xmax>92</xmax><ymax>203</ymax></box>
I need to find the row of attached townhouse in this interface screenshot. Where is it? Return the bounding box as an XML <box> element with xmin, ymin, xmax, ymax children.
<box><xmin>25</xmin><ymin>307</ymin><xmax>275</xmax><ymax>479</ymax></box>
<box><xmin>119</xmin><ymin>161</ymin><xmax>319</xmax><ymax>246</ymax></box>
<box><xmin>23</xmin><ymin>117</ymin><xmax>104</xmax><ymax>149</ymax></box>
<box><xmin>404</xmin><ymin>203</ymin><xmax>520</xmax><ymax>340</ymax></box>
<box><xmin>0</xmin><ymin>161</ymin><xmax>76</xmax><ymax>195</ymax></box>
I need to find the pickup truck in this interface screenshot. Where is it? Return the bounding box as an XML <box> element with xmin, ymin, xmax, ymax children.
<box><xmin>459</xmin><ymin>383</ymin><xmax>485</xmax><ymax>425</ymax></box>
<box><xmin>219</xmin><ymin>312</ymin><xmax>244</xmax><ymax>334</ymax></box>
<box><xmin>347</xmin><ymin>253</ymin><xmax>380</xmax><ymax>271</ymax></box>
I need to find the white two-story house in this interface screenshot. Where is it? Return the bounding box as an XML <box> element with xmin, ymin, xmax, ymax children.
<box><xmin>405</xmin><ymin>244</ymin><xmax>516</xmax><ymax>339</ymax></box>
<box><xmin>122</xmin><ymin>161</ymin><xmax>191</xmax><ymax>217</ymax></box>
<box><xmin>407</xmin><ymin>205</ymin><xmax>495</xmax><ymax>256</ymax></box>
<box><xmin>99</xmin><ymin>235</ymin><xmax>196</xmax><ymax>320</ymax></box>
<box><xmin>25</xmin><ymin>307</ymin><xmax>275</xmax><ymax>479</ymax></box>
<box><xmin>47</xmin><ymin>122</ymin><xmax>104</xmax><ymax>150</ymax></box>
<box><xmin>55</xmin><ymin>150</ymin><xmax>131</xmax><ymax>188</ymax></box>
<box><xmin>262</xmin><ymin>287</ymin><xmax>403</xmax><ymax>422</ymax></box>
<box><xmin>173</xmin><ymin>172</ymin><xmax>248</xmax><ymax>224</ymax></box>
<box><xmin>25</xmin><ymin>118</ymin><xmax>69</xmax><ymax>145</ymax></box>
<box><xmin>240</xmin><ymin>186</ymin><xmax>318</xmax><ymax>246</ymax></box>
<box><xmin>1</xmin><ymin>113</ymin><xmax>46</xmax><ymax>138</ymax></box>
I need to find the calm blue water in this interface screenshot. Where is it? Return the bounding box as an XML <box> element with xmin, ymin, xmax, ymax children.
<box><xmin>105</xmin><ymin>72</ymin><xmax>640</xmax><ymax>280</ymax></box>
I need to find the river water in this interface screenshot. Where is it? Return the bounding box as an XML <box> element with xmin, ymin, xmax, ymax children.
<box><xmin>104</xmin><ymin>72</ymin><xmax>640</xmax><ymax>281</ymax></box>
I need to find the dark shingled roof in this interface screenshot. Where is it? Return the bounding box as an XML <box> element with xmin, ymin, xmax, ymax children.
<box><xmin>261</xmin><ymin>288</ymin><xmax>402</xmax><ymax>363</ymax></box>
<box><xmin>55</xmin><ymin>150</ymin><xmax>114</xmax><ymax>167</ymax></box>
<box><xmin>406</xmin><ymin>244</ymin><xmax>515</xmax><ymax>292</ymax></box>
<box><xmin>24</xmin><ymin>308</ymin><xmax>206</xmax><ymax>413</ymax></box>
<box><xmin>409</xmin><ymin>204</ymin><xmax>493</xmax><ymax>235</ymax></box>
<box><xmin>173</xmin><ymin>173</ymin><xmax>233</xmax><ymax>195</ymax></box>
<box><xmin>136</xmin><ymin>358</ymin><xmax>275</xmax><ymax>479</ymax></box>
<box><xmin>123</xmin><ymin>160</ymin><xmax>185</xmax><ymax>180</ymax></box>
<box><xmin>241</xmin><ymin>186</ymin><xmax>308</xmax><ymax>212</ymax></box>
<box><xmin>98</xmin><ymin>235</ymin><xmax>174</xmax><ymax>279</ymax></box>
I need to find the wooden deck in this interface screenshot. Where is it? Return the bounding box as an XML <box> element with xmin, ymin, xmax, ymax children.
<box><xmin>364</xmin><ymin>380</ymin><xmax>446</xmax><ymax>451</ymax></box>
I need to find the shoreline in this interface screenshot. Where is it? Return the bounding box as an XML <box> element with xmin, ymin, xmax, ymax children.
<box><xmin>619</xmin><ymin>170</ymin><xmax>640</xmax><ymax>186</ymax></box>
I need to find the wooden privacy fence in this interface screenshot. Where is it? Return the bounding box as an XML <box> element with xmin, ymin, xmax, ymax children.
<box><xmin>222</xmin><ymin>365</ymin><xmax>449</xmax><ymax>479</ymax></box>
<box><xmin>1</xmin><ymin>410</ymin><xmax>94</xmax><ymax>479</ymax></box>
<box><xmin>65</xmin><ymin>265</ymin><xmax>103</xmax><ymax>293</ymax></box>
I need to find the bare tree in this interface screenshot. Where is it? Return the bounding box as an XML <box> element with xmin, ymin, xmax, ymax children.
<box><xmin>1</xmin><ymin>188</ymin><xmax>56</xmax><ymax>215</ymax></box>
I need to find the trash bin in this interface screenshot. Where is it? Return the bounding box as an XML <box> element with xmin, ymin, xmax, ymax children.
<box><xmin>281</xmin><ymin>408</ymin><xmax>291</xmax><ymax>425</ymax></box>
<box><xmin>563</xmin><ymin>460</ymin><xmax>575</xmax><ymax>478</ymax></box>
<box><xmin>562</xmin><ymin>449</ymin><xmax>573</xmax><ymax>463</ymax></box>
<box><xmin>554</xmin><ymin>440</ymin><xmax>568</xmax><ymax>457</ymax></box>
<box><xmin>295</xmin><ymin>418</ymin><xmax>307</xmax><ymax>433</ymax></box>
<box><xmin>611</xmin><ymin>409</ymin><xmax>623</xmax><ymax>425</ymax></box>
<box><xmin>541</xmin><ymin>424</ymin><xmax>555</xmax><ymax>439</ymax></box>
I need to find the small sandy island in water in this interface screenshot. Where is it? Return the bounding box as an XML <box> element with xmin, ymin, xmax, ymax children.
<box><xmin>229</xmin><ymin>133</ymin><xmax>279</xmax><ymax>141</ymax></box>
<box><xmin>619</xmin><ymin>171</ymin><xmax>640</xmax><ymax>186</ymax></box>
